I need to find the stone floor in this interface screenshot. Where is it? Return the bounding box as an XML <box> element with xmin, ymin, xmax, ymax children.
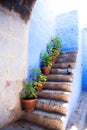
<box><xmin>1</xmin><ymin>91</ymin><xmax>87</xmax><ymax>130</ymax></box>
<box><xmin>66</xmin><ymin>91</ymin><xmax>87</xmax><ymax>130</ymax></box>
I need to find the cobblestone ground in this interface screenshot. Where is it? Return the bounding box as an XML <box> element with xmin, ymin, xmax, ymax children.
<box><xmin>1</xmin><ymin>91</ymin><xmax>87</xmax><ymax>130</ymax></box>
<box><xmin>66</xmin><ymin>91</ymin><xmax>87</xmax><ymax>130</ymax></box>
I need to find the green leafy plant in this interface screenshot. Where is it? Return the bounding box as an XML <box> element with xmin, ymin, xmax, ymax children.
<box><xmin>30</xmin><ymin>67</ymin><xmax>41</xmax><ymax>81</ymax></box>
<box><xmin>47</xmin><ymin>42</ymin><xmax>60</xmax><ymax>56</ymax></box>
<box><xmin>21</xmin><ymin>81</ymin><xmax>37</xmax><ymax>100</ymax></box>
<box><xmin>41</xmin><ymin>52</ymin><xmax>52</xmax><ymax>67</ymax></box>
<box><xmin>52</xmin><ymin>36</ymin><xmax>62</xmax><ymax>49</ymax></box>
<box><xmin>30</xmin><ymin>67</ymin><xmax>47</xmax><ymax>82</ymax></box>
<box><xmin>38</xmin><ymin>73</ymin><xmax>47</xmax><ymax>82</ymax></box>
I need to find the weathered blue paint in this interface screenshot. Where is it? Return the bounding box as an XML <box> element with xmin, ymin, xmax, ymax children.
<box><xmin>82</xmin><ymin>28</ymin><xmax>87</xmax><ymax>91</ymax></box>
<box><xmin>27</xmin><ymin>0</ymin><xmax>56</xmax><ymax>81</ymax></box>
<box><xmin>55</xmin><ymin>10</ymin><xmax>78</xmax><ymax>51</ymax></box>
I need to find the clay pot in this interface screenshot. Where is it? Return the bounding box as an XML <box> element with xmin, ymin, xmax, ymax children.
<box><xmin>21</xmin><ymin>98</ymin><xmax>37</xmax><ymax>112</ymax></box>
<box><xmin>52</xmin><ymin>56</ymin><xmax>57</xmax><ymax>64</ymax></box>
<box><xmin>42</xmin><ymin>66</ymin><xmax>51</xmax><ymax>75</ymax></box>
<box><xmin>37</xmin><ymin>82</ymin><xmax>45</xmax><ymax>91</ymax></box>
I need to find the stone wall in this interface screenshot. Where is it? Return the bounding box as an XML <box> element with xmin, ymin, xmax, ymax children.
<box><xmin>0</xmin><ymin>6</ymin><xmax>29</xmax><ymax>128</ymax></box>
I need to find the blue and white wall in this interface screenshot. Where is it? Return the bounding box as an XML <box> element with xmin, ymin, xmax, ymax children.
<box><xmin>27</xmin><ymin>0</ymin><xmax>56</xmax><ymax>80</ymax></box>
<box><xmin>27</xmin><ymin>0</ymin><xmax>79</xmax><ymax>79</ymax></box>
<box><xmin>55</xmin><ymin>10</ymin><xmax>78</xmax><ymax>51</ymax></box>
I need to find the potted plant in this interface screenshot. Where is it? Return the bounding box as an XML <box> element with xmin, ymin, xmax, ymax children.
<box><xmin>51</xmin><ymin>34</ymin><xmax>62</xmax><ymax>53</ymax></box>
<box><xmin>21</xmin><ymin>81</ymin><xmax>37</xmax><ymax>112</ymax></box>
<box><xmin>30</xmin><ymin>67</ymin><xmax>47</xmax><ymax>91</ymax></box>
<box><xmin>41</xmin><ymin>52</ymin><xmax>52</xmax><ymax>75</ymax></box>
<box><xmin>47</xmin><ymin>42</ymin><xmax>60</xmax><ymax>64</ymax></box>
<box><xmin>37</xmin><ymin>73</ymin><xmax>47</xmax><ymax>91</ymax></box>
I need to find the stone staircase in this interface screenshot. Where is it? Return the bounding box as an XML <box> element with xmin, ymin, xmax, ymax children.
<box><xmin>21</xmin><ymin>50</ymin><xmax>77</xmax><ymax>130</ymax></box>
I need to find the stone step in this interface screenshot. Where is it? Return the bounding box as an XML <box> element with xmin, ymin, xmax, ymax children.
<box><xmin>45</xmin><ymin>82</ymin><xmax>71</xmax><ymax>92</ymax></box>
<box><xmin>2</xmin><ymin>120</ymin><xmax>49</xmax><ymax>130</ymax></box>
<box><xmin>51</xmin><ymin>68</ymin><xmax>74</xmax><ymax>75</ymax></box>
<box><xmin>38</xmin><ymin>90</ymin><xmax>70</xmax><ymax>102</ymax></box>
<box><xmin>22</xmin><ymin>110</ymin><xmax>65</xmax><ymax>130</ymax></box>
<box><xmin>56</xmin><ymin>57</ymin><xmax>76</xmax><ymax>63</ymax></box>
<box><xmin>36</xmin><ymin>99</ymin><xmax>68</xmax><ymax>115</ymax></box>
<box><xmin>47</xmin><ymin>74</ymin><xmax>72</xmax><ymax>82</ymax></box>
<box><xmin>61</xmin><ymin>50</ymin><xmax>77</xmax><ymax>54</ymax></box>
<box><xmin>52</xmin><ymin>62</ymin><xmax>76</xmax><ymax>69</ymax></box>
<box><xmin>59</xmin><ymin>50</ymin><xmax>77</xmax><ymax>58</ymax></box>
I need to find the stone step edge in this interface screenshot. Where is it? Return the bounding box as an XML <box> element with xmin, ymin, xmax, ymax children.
<box><xmin>61</xmin><ymin>50</ymin><xmax>78</xmax><ymax>54</ymax></box>
<box><xmin>36</xmin><ymin>99</ymin><xmax>69</xmax><ymax>115</ymax></box>
<box><xmin>21</xmin><ymin>110</ymin><xmax>66</xmax><ymax>130</ymax></box>
<box><xmin>47</xmin><ymin>74</ymin><xmax>73</xmax><ymax>77</ymax></box>
<box><xmin>38</xmin><ymin>90</ymin><xmax>71</xmax><ymax>94</ymax></box>
<box><xmin>38</xmin><ymin>90</ymin><xmax>70</xmax><ymax>103</ymax></box>
<box><xmin>45</xmin><ymin>81</ymin><xmax>72</xmax><ymax>85</ymax></box>
<box><xmin>37</xmin><ymin>98</ymin><xmax>69</xmax><ymax>106</ymax></box>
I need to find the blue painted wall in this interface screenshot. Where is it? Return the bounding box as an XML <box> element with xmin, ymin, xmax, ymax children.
<box><xmin>82</xmin><ymin>28</ymin><xmax>87</xmax><ymax>91</ymax></box>
<box><xmin>27</xmin><ymin>0</ymin><xmax>56</xmax><ymax>80</ymax></box>
<box><xmin>55</xmin><ymin>10</ymin><xmax>78</xmax><ymax>51</ymax></box>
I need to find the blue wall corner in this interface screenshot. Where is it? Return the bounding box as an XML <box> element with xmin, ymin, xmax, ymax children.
<box><xmin>55</xmin><ymin>10</ymin><xmax>78</xmax><ymax>51</ymax></box>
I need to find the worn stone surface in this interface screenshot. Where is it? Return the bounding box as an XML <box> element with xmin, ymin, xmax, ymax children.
<box><xmin>38</xmin><ymin>90</ymin><xmax>70</xmax><ymax>102</ymax></box>
<box><xmin>2</xmin><ymin>92</ymin><xmax>87</xmax><ymax>130</ymax></box>
<box><xmin>51</xmin><ymin>68</ymin><xmax>69</xmax><ymax>75</ymax></box>
<box><xmin>36</xmin><ymin>99</ymin><xmax>68</xmax><ymax>115</ymax></box>
<box><xmin>66</xmin><ymin>91</ymin><xmax>87</xmax><ymax>130</ymax></box>
<box><xmin>45</xmin><ymin>82</ymin><xmax>72</xmax><ymax>92</ymax></box>
<box><xmin>1</xmin><ymin>120</ymin><xmax>46</xmax><ymax>130</ymax></box>
<box><xmin>21</xmin><ymin>110</ymin><xmax>64</xmax><ymax>130</ymax></box>
<box><xmin>52</xmin><ymin>62</ymin><xmax>76</xmax><ymax>69</ymax></box>
<box><xmin>56</xmin><ymin>57</ymin><xmax>76</xmax><ymax>63</ymax></box>
<box><xmin>0</xmin><ymin>6</ymin><xmax>28</xmax><ymax>128</ymax></box>
<box><xmin>47</xmin><ymin>75</ymin><xmax>73</xmax><ymax>82</ymax></box>
<box><xmin>59</xmin><ymin>52</ymin><xmax>77</xmax><ymax>58</ymax></box>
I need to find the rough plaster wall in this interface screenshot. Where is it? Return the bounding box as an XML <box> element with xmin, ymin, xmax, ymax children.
<box><xmin>27</xmin><ymin>0</ymin><xmax>56</xmax><ymax>80</ymax></box>
<box><xmin>55</xmin><ymin>10</ymin><xmax>78</xmax><ymax>51</ymax></box>
<box><xmin>0</xmin><ymin>6</ymin><xmax>28</xmax><ymax>128</ymax></box>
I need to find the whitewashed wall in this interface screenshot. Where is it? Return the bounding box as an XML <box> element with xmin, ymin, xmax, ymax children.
<box><xmin>0</xmin><ymin>6</ymin><xmax>29</xmax><ymax>128</ymax></box>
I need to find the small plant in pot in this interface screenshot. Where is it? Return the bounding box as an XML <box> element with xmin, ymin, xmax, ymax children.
<box><xmin>30</xmin><ymin>67</ymin><xmax>47</xmax><ymax>91</ymax></box>
<box><xmin>37</xmin><ymin>73</ymin><xmax>47</xmax><ymax>91</ymax></box>
<box><xmin>41</xmin><ymin>52</ymin><xmax>52</xmax><ymax>75</ymax></box>
<box><xmin>47</xmin><ymin>42</ymin><xmax>60</xmax><ymax>64</ymax></box>
<box><xmin>21</xmin><ymin>81</ymin><xmax>37</xmax><ymax>112</ymax></box>
<box><xmin>51</xmin><ymin>34</ymin><xmax>62</xmax><ymax>53</ymax></box>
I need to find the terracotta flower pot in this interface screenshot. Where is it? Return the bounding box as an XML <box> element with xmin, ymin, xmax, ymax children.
<box><xmin>37</xmin><ymin>82</ymin><xmax>45</xmax><ymax>91</ymax></box>
<box><xmin>42</xmin><ymin>66</ymin><xmax>51</xmax><ymax>75</ymax></box>
<box><xmin>52</xmin><ymin>56</ymin><xmax>57</xmax><ymax>64</ymax></box>
<box><xmin>21</xmin><ymin>98</ymin><xmax>37</xmax><ymax>112</ymax></box>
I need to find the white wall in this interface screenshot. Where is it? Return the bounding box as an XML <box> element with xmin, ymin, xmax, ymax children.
<box><xmin>0</xmin><ymin>6</ymin><xmax>29</xmax><ymax>128</ymax></box>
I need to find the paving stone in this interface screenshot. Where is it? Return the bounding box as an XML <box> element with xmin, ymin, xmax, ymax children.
<box><xmin>66</xmin><ymin>91</ymin><xmax>87</xmax><ymax>130</ymax></box>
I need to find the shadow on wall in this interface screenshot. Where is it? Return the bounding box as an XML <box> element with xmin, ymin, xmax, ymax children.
<box><xmin>55</xmin><ymin>10</ymin><xmax>78</xmax><ymax>51</ymax></box>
